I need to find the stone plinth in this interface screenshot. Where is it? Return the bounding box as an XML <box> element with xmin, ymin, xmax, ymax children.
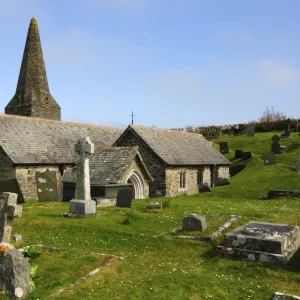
<box><xmin>69</xmin><ymin>199</ymin><xmax>96</xmax><ymax>215</ymax></box>
<box><xmin>217</xmin><ymin>222</ymin><xmax>300</xmax><ymax>264</ymax></box>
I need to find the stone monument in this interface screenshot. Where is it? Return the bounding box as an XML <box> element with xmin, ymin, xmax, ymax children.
<box><xmin>69</xmin><ymin>137</ymin><xmax>96</xmax><ymax>215</ymax></box>
<box><xmin>246</xmin><ymin>123</ymin><xmax>255</xmax><ymax>137</ymax></box>
<box><xmin>271</xmin><ymin>135</ymin><xmax>282</xmax><ymax>154</ymax></box>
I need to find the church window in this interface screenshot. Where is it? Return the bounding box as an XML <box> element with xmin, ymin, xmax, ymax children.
<box><xmin>180</xmin><ymin>169</ymin><xmax>186</xmax><ymax>188</ymax></box>
<box><xmin>197</xmin><ymin>168</ymin><xmax>203</xmax><ymax>185</ymax></box>
<box><xmin>44</xmin><ymin>97</ymin><xmax>49</xmax><ymax>106</ymax></box>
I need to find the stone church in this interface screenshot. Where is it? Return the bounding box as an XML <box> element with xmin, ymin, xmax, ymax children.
<box><xmin>0</xmin><ymin>18</ymin><xmax>231</xmax><ymax>202</ymax></box>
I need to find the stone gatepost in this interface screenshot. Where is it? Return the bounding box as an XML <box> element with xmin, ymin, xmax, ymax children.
<box><xmin>69</xmin><ymin>137</ymin><xmax>96</xmax><ymax>215</ymax></box>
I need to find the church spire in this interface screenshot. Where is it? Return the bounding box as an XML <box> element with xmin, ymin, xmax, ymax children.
<box><xmin>5</xmin><ymin>18</ymin><xmax>61</xmax><ymax>120</ymax></box>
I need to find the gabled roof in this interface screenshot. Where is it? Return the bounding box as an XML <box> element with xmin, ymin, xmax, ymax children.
<box><xmin>0</xmin><ymin>114</ymin><xmax>124</xmax><ymax>164</ymax></box>
<box><xmin>62</xmin><ymin>146</ymin><xmax>153</xmax><ymax>184</ymax></box>
<box><xmin>115</xmin><ymin>125</ymin><xmax>231</xmax><ymax>166</ymax></box>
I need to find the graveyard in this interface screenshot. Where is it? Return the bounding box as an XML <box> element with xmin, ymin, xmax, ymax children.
<box><xmin>0</xmin><ymin>130</ymin><xmax>297</xmax><ymax>299</ymax></box>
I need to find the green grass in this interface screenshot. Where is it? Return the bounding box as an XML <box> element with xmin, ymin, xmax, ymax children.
<box><xmin>9</xmin><ymin>132</ymin><xmax>300</xmax><ymax>299</ymax></box>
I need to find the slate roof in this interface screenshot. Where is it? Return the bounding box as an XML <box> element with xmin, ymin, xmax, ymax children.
<box><xmin>62</xmin><ymin>146</ymin><xmax>152</xmax><ymax>184</ymax></box>
<box><xmin>117</xmin><ymin>125</ymin><xmax>232</xmax><ymax>165</ymax></box>
<box><xmin>0</xmin><ymin>114</ymin><xmax>124</xmax><ymax>164</ymax></box>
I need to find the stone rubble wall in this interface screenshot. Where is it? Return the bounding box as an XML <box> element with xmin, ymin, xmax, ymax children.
<box><xmin>15</xmin><ymin>165</ymin><xmax>71</xmax><ymax>201</ymax></box>
<box><xmin>115</xmin><ymin>130</ymin><xmax>167</xmax><ymax>197</ymax></box>
<box><xmin>217</xmin><ymin>165</ymin><xmax>230</xmax><ymax>180</ymax></box>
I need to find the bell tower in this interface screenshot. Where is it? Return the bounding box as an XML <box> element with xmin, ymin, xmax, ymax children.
<box><xmin>5</xmin><ymin>18</ymin><xmax>61</xmax><ymax>120</ymax></box>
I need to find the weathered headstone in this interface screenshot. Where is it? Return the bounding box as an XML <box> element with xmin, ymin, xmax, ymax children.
<box><xmin>219</xmin><ymin>142</ymin><xmax>229</xmax><ymax>154</ymax></box>
<box><xmin>271</xmin><ymin>135</ymin><xmax>282</xmax><ymax>154</ymax></box>
<box><xmin>116</xmin><ymin>188</ymin><xmax>132</xmax><ymax>208</ymax></box>
<box><xmin>241</xmin><ymin>152</ymin><xmax>252</xmax><ymax>161</ymax></box>
<box><xmin>234</xmin><ymin>150</ymin><xmax>243</xmax><ymax>159</ymax></box>
<box><xmin>147</xmin><ymin>202</ymin><xmax>162</xmax><ymax>209</ymax></box>
<box><xmin>0</xmin><ymin>192</ymin><xmax>31</xmax><ymax>299</ymax></box>
<box><xmin>35</xmin><ymin>169</ymin><xmax>58</xmax><ymax>201</ymax></box>
<box><xmin>182</xmin><ymin>214</ymin><xmax>207</xmax><ymax>231</ymax></box>
<box><xmin>246</xmin><ymin>123</ymin><xmax>255</xmax><ymax>137</ymax></box>
<box><xmin>69</xmin><ymin>137</ymin><xmax>96</xmax><ymax>215</ymax></box>
<box><xmin>296</xmin><ymin>155</ymin><xmax>300</xmax><ymax>175</ymax></box>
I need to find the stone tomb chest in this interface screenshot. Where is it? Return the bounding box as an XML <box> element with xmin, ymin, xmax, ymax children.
<box><xmin>217</xmin><ymin>222</ymin><xmax>300</xmax><ymax>264</ymax></box>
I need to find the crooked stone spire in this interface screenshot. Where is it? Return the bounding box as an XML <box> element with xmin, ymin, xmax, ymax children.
<box><xmin>5</xmin><ymin>18</ymin><xmax>61</xmax><ymax>120</ymax></box>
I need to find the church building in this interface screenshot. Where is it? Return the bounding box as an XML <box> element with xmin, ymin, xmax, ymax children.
<box><xmin>0</xmin><ymin>18</ymin><xmax>231</xmax><ymax>202</ymax></box>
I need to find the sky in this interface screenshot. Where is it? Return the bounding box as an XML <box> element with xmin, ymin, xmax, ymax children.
<box><xmin>0</xmin><ymin>0</ymin><xmax>299</xmax><ymax>129</ymax></box>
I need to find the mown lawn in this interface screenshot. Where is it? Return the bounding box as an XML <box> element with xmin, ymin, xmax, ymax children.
<box><xmin>10</xmin><ymin>132</ymin><xmax>300</xmax><ymax>299</ymax></box>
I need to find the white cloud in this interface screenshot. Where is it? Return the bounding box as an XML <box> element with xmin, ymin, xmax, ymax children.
<box><xmin>259</xmin><ymin>59</ymin><xmax>300</xmax><ymax>88</ymax></box>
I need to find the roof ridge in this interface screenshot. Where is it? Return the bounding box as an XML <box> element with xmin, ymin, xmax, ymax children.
<box><xmin>0</xmin><ymin>113</ymin><xmax>124</xmax><ymax>130</ymax></box>
<box><xmin>131</xmin><ymin>124</ymin><xmax>203</xmax><ymax>137</ymax></box>
<box><xmin>95</xmin><ymin>146</ymin><xmax>138</xmax><ymax>151</ymax></box>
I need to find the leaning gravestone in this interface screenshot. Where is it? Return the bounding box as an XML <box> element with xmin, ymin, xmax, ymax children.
<box><xmin>271</xmin><ymin>135</ymin><xmax>282</xmax><ymax>154</ymax></box>
<box><xmin>0</xmin><ymin>192</ymin><xmax>31</xmax><ymax>299</ymax></box>
<box><xmin>246</xmin><ymin>123</ymin><xmax>255</xmax><ymax>137</ymax></box>
<box><xmin>219</xmin><ymin>142</ymin><xmax>229</xmax><ymax>154</ymax></box>
<box><xmin>116</xmin><ymin>188</ymin><xmax>132</xmax><ymax>208</ymax></box>
<box><xmin>264</xmin><ymin>152</ymin><xmax>276</xmax><ymax>165</ymax></box>
<box><xmin>182</xmin><ymin>214</ymin><xmax>207</xmax><ymax>231</ymax></box>
<box><xmin>35</xmin><ymin>169</ymin><xmax>58</xmax><ymax>202</ymax></box>
<box><xmin>69</xmin><ymin>137</ymin><xmax>96</xmax><ymax>215</ymax></box>
<box><xmin>234</xmin><ymin>150</ymin><xmax>243</xmax><ymax>159</ymax></box>
<box><xmin>241</xmin><ymin>152</ymin><xmax>252</xmax><ymax>161</ymax></box>
<box><xmin>296</xmin><ymin>155</ymin><xmax>300</xmax><ymax>175</ymax></box>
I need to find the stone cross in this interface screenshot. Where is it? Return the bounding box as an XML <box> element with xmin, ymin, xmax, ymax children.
<box><xmin>69</xmin><ymin>137</ymin><xmax>96</xmax><ymax>215</ymax></box>
<box><xmin>0</xmin><ymin>192</ymin><xmax>22</xmax><ymax>243</ymax></box>
<box><xmin>74</xmin><ymin>137</ymin><xmax>94</xmax><ymax>201</ymax></box>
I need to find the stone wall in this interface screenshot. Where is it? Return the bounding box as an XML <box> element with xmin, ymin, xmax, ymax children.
<box><xmin>217</xmin><ymin>165</ymin><xmax>230</xmax><ymax>180</ymax></box>
<box><xmin>115</xmin><ymin>130</ymin><xmax>166</xmax><ymax>197</ymax></box>
<box><xmin>202</xmin><ymin>166</ymin><xmax>212</xmax><ymax>186</ymax></box>
<box><xmin>165</xmin><ymin>167</ymin><xmax>197</xmax><ymax>197</ymax></box>
<box><xmin>15</xmin><ymin>165</ymin><xmax>66</xmax><ymax>200</ymax></box>
<box><xmin>121</xmin><ymin>159</ymin><xmax>150</xmax><ymax>199</ymax></box>
<box><xmin>0</xmin><ymin>147</ymin><xmax>15</xmax><ymax>180</ymax></box>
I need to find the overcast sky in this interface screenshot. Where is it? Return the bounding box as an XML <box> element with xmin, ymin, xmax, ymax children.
<box><xmin>0</xmin><ymin>0</ymin><xmax>299</xmax><ymax>129</ymax></box>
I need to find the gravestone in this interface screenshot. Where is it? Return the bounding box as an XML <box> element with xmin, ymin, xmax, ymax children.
<box><xmin>116</xmin><ymin>188</ymin><xmax>132</xmax><ymax>208</ymax></box>
<box><xmin>219</xmin><ymin>142</ymin><xmax>229</xmax><ymax>154</ymax></box>
<box><xmin>264</xmin><ymin>152</ymin><xmax>276</xmax><ymax>165</ymax></box>
<box><xmin>246</xmin><ymin>123</ymin><xmax>255</xmax><ymax>137</ymax></box>
<box><xmin>234</xmin><ymin>150</ymin><xmax>243</xmax><ymax>159</ymax></box>
<box><xmin>182</xmin><ymin>214</ymin><xmax>207</xmax><ymax>231</ymax></box>
<box><xmin>281</xmin><ymin>124</ymin><xmax>291</xmax><ymax>138</ymax></box>
<box><xmin>0</xmin><ymin>192</ymin><xmax>22</xmax><ymax>243</ymax></box>
<box><xmin>241</xmin><ymin>152</ymin><xmax>252</xmax><ymax>161</ymax></box>
<box><xmin>271</xmin><ymin>135</ymin><xmax>282</xmax><ymax>154</ymax></box>
<box><xmin>36</xmin><ymin>169</ymin><xmax>58</xmax><ymax>201</ymax></box>
<box><xmin>296</xmin><ymin>155</ymin><xmax>300</xmax><ymax>175</ymax></box>
<box><xmin>217</xmin><ymin>222</ymin><xmax>300</xmax><ymax>264</ymax></box>
<box><xmin>69</xmin><ymin>137</ymin><xmax>96</xmax><ymax>215</ymax></box>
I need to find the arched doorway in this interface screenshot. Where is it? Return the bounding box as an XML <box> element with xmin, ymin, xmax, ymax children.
<box><xmin>126</xmin><ymin>171</ymin><xmax>144</xmax><ymax>199</ymax></box>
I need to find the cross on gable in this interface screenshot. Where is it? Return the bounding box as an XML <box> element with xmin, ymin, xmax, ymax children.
<box><xmin>75</xmin><ymin>137</ymin><xmax>94</xmax><ymax>154</ymax></box>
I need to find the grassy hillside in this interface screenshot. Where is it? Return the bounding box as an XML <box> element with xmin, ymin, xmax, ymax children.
<box><xmin>10</xmin><ymin>132</ymin><xmax>300</xmax><ymax>299</ymax></box>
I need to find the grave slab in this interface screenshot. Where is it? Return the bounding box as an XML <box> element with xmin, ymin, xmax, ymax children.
<box><xmin>217</xmin><ymin>222</ymin><xmax>300</xmax><ymax>264</ymax></box>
